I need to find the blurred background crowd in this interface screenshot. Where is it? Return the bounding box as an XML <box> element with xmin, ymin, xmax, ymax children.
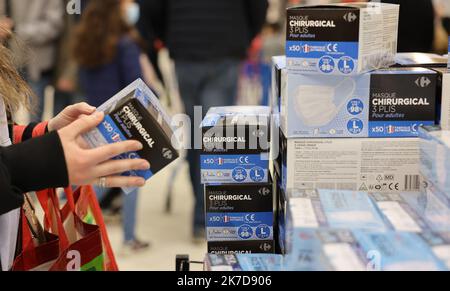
<box><xmin>0</xmin><ymin>0</ymin><xmax>449</xmax><ymax>269</ymax></box>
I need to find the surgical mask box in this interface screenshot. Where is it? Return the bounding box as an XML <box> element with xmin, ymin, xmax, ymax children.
<box><xmin>419</xmin><ymin>126</ymin><xmax>450</xmax><ymax>195</ymax></box>
<box><xmin>208</xmin><ymin>240</ymin><xmax>275</xmax><ymax>255</ymax></box>
<box><xmin>280</xmin><ymin>67</ymin><xmax>438</xmax><ymax>138</ymax></box>
<box><xmin>442</xmin><ymin>73</ymin><xmax>450</xmax><ymax>130</ymax></box>
<box><xmin>201</xmin><ymin>106</ymin><xmax>271</xmax><ymax>184</ymax></box>
<box><xmin>205</xmin><ymin>183</ymin><xmax>274</xmax><ymax>242</ymax></box>
<box><xmin>447</xmin><ymin>36</ymin><xmax>450</xmax><ymax>72</ymax></box>
<box><xmin>84</xmin><ymin>79</ymin><xmax>179</xmax><ymax>192</ymax></box>
<box><xmin>204</xmin><ymin>254</ymin><xmax>283</xmax><ymax>271</ymax></box>
<box><xmin>283</xmin><ymin>189</ymin><xmax>449</xmax><ymax>271</ymax></box>
<box><xmin>275</xmin><ymin>176</ymin><xmax>287</xmax><ymax>255</ymax></box>
<box><xmin>394</xmin><ymin>53</ymin><xmax>448</xmax><ymax>69</ymax></box>
<box><xmin>280</xmin><ymin>130</ymin><xmax>421</xmax><ymax>193</ymax></box>
<box><xmin>286</xmin><ymin>3</ymin><xmax>399</xmax><ymax>75</ymax></box>
<box><xmin>369</xmin><ymin>192</ymin><xmax>450</xmax><ymax>234</ymax></box>
<box><xmin>271</xmin><ymin>56</ymin><xmax>286</xmax><ymax>115</ymax></box>
<box><xmin>284</xmin><ymin>227</ymin><xmax>448</xmax><ymax>271</ymax></box>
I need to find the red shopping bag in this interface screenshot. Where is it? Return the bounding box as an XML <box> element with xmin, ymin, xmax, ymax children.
<box><xmin>37</xmin><ymin>187</ymin><xmax>105</xmax><ymax>271</ymax></box>
<box><xmin>11</xmin><ymin>210</ymin><xmax>61</xmax><ymax>271</ymax></box>
<box><xmin>69</xmin><ymin>186</ymin><xmax>119</xmax><ymax>271</ymax></box>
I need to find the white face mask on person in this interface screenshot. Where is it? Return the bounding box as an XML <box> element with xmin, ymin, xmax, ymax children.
<box><xmin>124</xmin><ymin>2</ymin><xmax>140</xmax><ymax>26</ymax></box>
<box><xmin>294</xmin><ymin>79</ymin><xmax>356</xmax><ymax>127</ymax></box>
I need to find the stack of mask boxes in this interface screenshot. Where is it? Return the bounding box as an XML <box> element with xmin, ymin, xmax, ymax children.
<box><xmin>201</xmin><ymin>106</ymin><xmax>276</xmax><ymax>254</ymax></box>
<box><xmin>283</xmin><ymin>189</ymin><xmax>450</xmax><ymax>271</ymax></box>
<box><xmin>420</xmin><ymin>126</ymin><xmax>450</xmax><ymax>204</ymax></box>
<box><xmin>272</xmin><ymin>2</ymin><xmax>446</xmax><ymax>254</ymax></box>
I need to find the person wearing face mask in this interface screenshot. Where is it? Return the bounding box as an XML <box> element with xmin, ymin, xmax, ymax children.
<box><xmin>73</xmin><ymin>0</ymin><xmax>151</xmax><ymax>253</ymax></box>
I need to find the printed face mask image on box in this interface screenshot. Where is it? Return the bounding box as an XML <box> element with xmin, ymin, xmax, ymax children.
<box><xmin>84</xmin><ymin>79</ymin><xmax>179</xmax><ymax>193</ymax></box>
<box><xmin>286</xmin><ymin>3</ymin><xmax>399</xmax><ymax>75</ymax></box>
<box><xmin>281</xmin><ymin>68</ymin><xmax>437</xmax><ymax>138</ymax></box>
<box><xmin>294</xmin><ymin>78</ymin><xmax>356</xmax><ymax>127</ymax></box>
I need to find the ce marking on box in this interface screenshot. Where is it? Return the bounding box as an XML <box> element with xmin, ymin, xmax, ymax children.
<box><xmin>373</xmin><ymin>183</ymin><xmax>399</xmax><ymax>191</ymax></box>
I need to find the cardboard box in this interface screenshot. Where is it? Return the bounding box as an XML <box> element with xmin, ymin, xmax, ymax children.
<box><xmin>204</xmin><ymin>254</ymin><xmax>283</xmax><ymax>271</ymax></box>
<box><xmin>280</xmin><ymin>67</ymin><xmax>438</xmax><ymax>138</ymax></box>
<box><xmin>284</xmin><ymin>228</ymin><xmax>448</xmax><ymax>271</ymax></box>
<box><xmin>442</xmin><ymin>73</ymin><xmax>450</xmax><ymax>130</ymax></box>
<box><xmin>280</xmin><ymin>131</ymin><xmax>420</xmax><ymax>193</ymax></box>
<box><xmin>205</xmin><ymin>183</ymin><xmax>274</xmax><ymax>242</ymax></box>
<box><xmin>283</xmin><ymin>189</ymin><xmax>449</xmax><ymax>270</ymax></box>
<box><xmin>447</xmin><ymin>36</ymin><xmax>450</xmax><ymax>71</ymax></box>
<box><xmin>286</xmin><ymin>3</ymin><xmax>399</xmax><ymax>75</ymax></box>
<box><xmin>201</xmin><ymin>106</ymin><xmax>271</xmax><ymax>184</ymax></box>
<box><xmin>370</xmin><ymin>191</ymin><xmax>450</xmax><ymax>234</ymax></box>
<box><xmin>84</xmin><ymin>79</ymin><xmax>179</xmax><ymax>193</ymax></box>
<box><xmin>207</xmin><ymin>241</ymin><xmax>275</xmax><ymax>255</ymax></box>
<box><xmin>271</xmin><ymin>56</ymin><xmax>285</xmax><ymax>115</ymax></box>
<box><xmin>419</xmin><ymin>126</ymin><xmax>450</xmax><ymax>195</ymax></box>
<box><xmin>394</xmin><ymin>53</ymin><xmax>448</xmax><ymax>68</ymax></box>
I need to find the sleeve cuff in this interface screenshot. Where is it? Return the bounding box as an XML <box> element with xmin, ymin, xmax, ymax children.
<box><xmin>2</xmin><ymin>131</ymin><xmax>69</xmax><ymax>193</ymax></box>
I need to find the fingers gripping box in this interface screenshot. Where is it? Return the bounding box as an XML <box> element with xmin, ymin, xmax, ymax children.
<box><xmin>201</xmin><ymin>106</ymin><xmax>271</xmax><ymax>184</ymax></box>
<box><xmin>84</xmin><ymin>79</ymin><xmax>179</xmax><ymax>192</ymax></box>
<box><xmin>286</xmin><ymin>3</ymin><xmax>399</xmax><ymax>75</ymax></box>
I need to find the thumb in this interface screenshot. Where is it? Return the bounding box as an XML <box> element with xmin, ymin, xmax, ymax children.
<box><xmin>67</xmin><ymin>112</ymin><xmax>104</xmax><ymax>138</ymax></box>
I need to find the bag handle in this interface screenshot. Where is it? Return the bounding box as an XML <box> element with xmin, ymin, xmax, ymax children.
<box><xmin>36</xmin><ymin>189</ymin><xmax>70</xmax><ymax>251</ymax></box>
<box><xmin>83</xmin><ymin>185</ymin><xmax>119</xmax><ymax>271</ymax></box>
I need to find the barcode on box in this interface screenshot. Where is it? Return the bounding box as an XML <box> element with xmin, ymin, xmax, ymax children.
<box><xmin>404</xmin><ymin>175</ymin><xmax>420</xmax><ymax>191</ymax></box>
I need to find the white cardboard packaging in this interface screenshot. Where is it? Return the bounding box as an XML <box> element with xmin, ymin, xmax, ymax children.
<box><xmin>286</xmin><ymin>3</ymin><xmax>399</xmax><ymax>75</ymax></box>
<box><xmin>280</xmin><ymin>134</ymin><xmax>420</xmax><ymax>193</ymax></box>
<box><xmin>441</xmin><ymin>73</ymin><xmax>450</xmax><ymax>130</ymax></box>
<box><xmin>280</xmin><ymin>67</ymin><xmax>438</xmax><ymax>138</ymax></box>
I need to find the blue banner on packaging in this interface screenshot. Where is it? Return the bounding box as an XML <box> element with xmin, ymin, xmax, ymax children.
<box><xmin>206</xmin><ymin>212</ymin><xmax>274</xmax><ymax>228</ymax></box>
<box><xmin>200</xmin><ymin>154</ymin><xmax>268</xmax><ymax>170</ymax></box>
<box><xmin>286</xmin><ymin>41</ymin><xmax>359</xmax><ymax>59</ymax></box>
<box><xmin>98</xmin><ymin>115</ymin><xmax>153</xmax><ymax>179</ymax></box>
<box><xmin>368</xmin><ymin>121</ymin><xmax>435</xmax><ymax>138</ymax></box>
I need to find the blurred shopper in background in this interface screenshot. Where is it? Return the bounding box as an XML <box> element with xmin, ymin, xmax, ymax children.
<box><xmin>73</xmin><ymin>0</ymin><xmax>150</xmax><ymax>253</ymax></box>
<box><xmin>0</xmin><ymin>0</ymin><xmax>64</xmax><ymax>122</ymax></box>
<box><xmin>434</xmin><ymin>0</ymin><xmax>450</xmax><ymax>34</ymax></box>
<box><xmin>380</xmin><ymin>0</ymin><xmax>435</xmax><ymax>53</ymax></box>
<box><xmin>53</xmin><ymin>0</ymin><xmax>84</xmax><ymax>117</ymax></box>
<box><xmin>140</xmin><ymin>0</ymin><xmax>269</xmax><ymax>241</ymax></box>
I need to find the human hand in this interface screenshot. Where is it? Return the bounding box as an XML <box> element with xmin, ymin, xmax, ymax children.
<box><xmin>48</xmin><ymin>103</ymin><xmax>96</xmax><ymax>132</ymax></box>
<box><xmin>58</xmin><ymin>112</ymin><xmax>150</xmax><ymax>188</ymax></box>
<box><xmin>57</xmin><ymin>78</ymin><xmax>76</xmax><ymax>93</ymax></box>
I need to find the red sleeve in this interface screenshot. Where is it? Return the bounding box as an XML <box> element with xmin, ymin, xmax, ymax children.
<box><xmin>13</xmin><ymin>121</ymin><xmax>49</xmax><ymax>144</ymax></box>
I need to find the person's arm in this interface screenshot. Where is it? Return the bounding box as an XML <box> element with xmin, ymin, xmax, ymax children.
<box><xmin>139</xmin><ymin>0</ymin><xmax>167</xmax><ymax>42</ymax></box>
<box><xmin>245</xmin><ymin>0</ymin><xmax>269</xmax><ymax>40</ymax></box>
<box><xmin>13</xmin><ymin>122</ymin><xmax>49</xmax><ymax>144</ymax></box>
<box><xmin>0</xmin><ymin>131</ymin><xmax>69</xmax><ymax>215</ymax></box>
<box><xmin>14</xmin><ymin>0</ymin><xmax>64</xmax><ymax>46</ymax></box>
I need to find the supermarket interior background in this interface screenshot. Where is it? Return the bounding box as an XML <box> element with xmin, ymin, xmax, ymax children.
<box><xmin>1</xmin><ymin>0</ymin><xmax>450</xmax><ymax>271</ymax></box>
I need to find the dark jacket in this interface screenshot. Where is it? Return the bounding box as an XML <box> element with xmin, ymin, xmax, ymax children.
<box><xmin>0</xmin><ymin>125</ymin><xmax>68</xmax><ymax>216</ymax></box>
<box><xmin>381</xmin><ymin>0</ymin><xmax>435</xmax><ymax>53</ymax></box>
<box><xmin>79</xmin><ymin>37</ymin><xmax>143</xmax><ymax>107</ymax></box>
<box><xmin>140</xmin><ymin>0</ymin><xmax>269</xmax><ymax>61</ymax></box>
